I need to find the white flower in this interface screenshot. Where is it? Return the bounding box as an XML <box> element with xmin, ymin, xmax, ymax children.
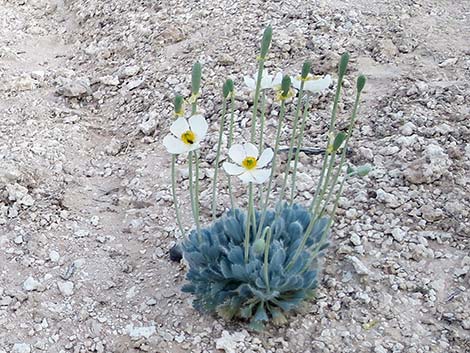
<box><xmin>292</xmin><ymin>74</ymin><xmax>332</xmax><ymax>93</ymax></box>
<box><xmin>163</xmin><ymin>115</ymin><xmax>208</xmax><ymax>154</ymax></box>
<box><xmin>223</xmin><ymin>143</ymin><xmax>274</xmax><ymax>184</ymax></box>
<box><xmin>243</xmin><ymin>69</ymin><xmax>282</xmax><ymax>91</ymax></box>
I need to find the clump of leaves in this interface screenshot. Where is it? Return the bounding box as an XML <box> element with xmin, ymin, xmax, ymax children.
<box><xmin>182</xmin><ymin>203</ymin><xmax>329</xmax><ymax>330</ymax></box>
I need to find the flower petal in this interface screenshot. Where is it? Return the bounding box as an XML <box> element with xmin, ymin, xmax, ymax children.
<box><xmin>223</xmin><ymin>162</ymin><xmax>245</xmax><ymax>175</ymax></box>
<box><xmin>260</xmin><ymin>69</ymin><xmax>272</xmax><ymax>90</ymax></box>
<box><xmin>257</xmin><ymin>148</ymin><xmax>274</xmax><ymax>168</ymax></box>
<box><xmin>272</xmin><ymin>72</ymin><xmax>283</xmax><ymax>87</ymax></box>
<box><xmin>228</xmin><ymin>144</ymin><xmax>246</xmax><ymax>164</ymax></box>
<box><xmin>189</xmin><ymin>115</ymin><xmax>208</xmax><ymax>142</ymax></box>
<box><xmin>249</xmin><ymin>168</ymin><xmax>271</xmax><ymax>184</ymax></box>
<box><xmin>163</xmin><ymin>135</ymin><xmax>189</xmax><ymax>154</ymax></box>
<box><xmin>304</xmin><ymin>75</ymin><xmax>332</xmax><ymax>93</ymax></box>
<box><xmin>243</xmin><ymin>76</ymin><xmax>256</xmax><ymax>91</ymax></box>
<box><xmin>291</xmin><ymin>76</ymin><xmax>302</xmax><ymax>90</ymax></box>
<box><xmin>170</xmin><ymin>117</ymin><xmax>189</xmax><ymax>137</ymax></box>
<box><xmin>238</xmin><ymin>171</ymin><xmax>257</xmax><ymax>183</ymax></box>
<box><xmin>243</xmin><ymin>142</ymin><xmax>259</xmax><ymax>158</ymax></box>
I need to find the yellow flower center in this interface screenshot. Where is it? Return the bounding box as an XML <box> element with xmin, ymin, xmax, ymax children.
<box><xmin>242</xmin><ymin>156</ymin><xmax>257</xmax><ymax>170</ymax></box>
<box><xmin>181</xmin><ymin>130</ymin><xmax>196</xmax><ymax>145</ymax></box>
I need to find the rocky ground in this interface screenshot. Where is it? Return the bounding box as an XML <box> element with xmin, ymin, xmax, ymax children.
<box><xmin>0</xmin><ymin>0</ymin><xmax>469</xmax><ymax>352</ymax></box>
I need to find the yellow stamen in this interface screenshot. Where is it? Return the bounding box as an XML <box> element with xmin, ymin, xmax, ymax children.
<box><xmin>242</xmin><ymin>156</ymin><xmax>257</xmax><ymax>170</ymax></box>
<box><xmin>181</xmin><ymin>130</ymin><xmax>196</xmax><ymax>145</ymax></box>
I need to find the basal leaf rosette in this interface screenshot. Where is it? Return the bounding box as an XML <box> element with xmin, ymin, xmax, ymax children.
<box><xmin>181</xmin><ymin>203</ymin><xmax>330</xmax><ymax>330</ymax></box>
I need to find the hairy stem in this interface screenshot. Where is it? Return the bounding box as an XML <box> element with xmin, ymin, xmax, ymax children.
<box><xmin>227</xmin><ymin>93</ymin><xmax>236</xmax><ymax>210</ymax></box>
<box><xmin>170</xmin><ymin>155</ymin><xmax>185</xmax><ymax>237</ymax></box>
<box><xmin>250</xmin><ymin>60</ymin><xmax>265</xmax><ymax>143</ymax></box>
<box><xmin>263</xmin><ymin>227</ymin><xmax>272</xmax><ymax>292</ymax></box>
<box><xmin>290</xmin><ymin>97</ymin><xmax>310</xmax><ymax>203</ymax></box>
<box><xmin>256</xmin><ymin>100</ymin><xmax>287</xmax><ymax>239</ymax></box>
<box><xmin>277</xmin><ymin>81</ymin><xmax>304</xmax><ymax>206</ymax></box>
<box><xmin>188</xmin><ymin>151</ymin><xmax>200</xmax><ymax>241</ymax></box>
<box><xmin>309</xmin><ymin>65</ymin><xmax>347</xmax><ymax>214</ymax></box>
<box><xmin>244</xmin><ymin>183</ymin><xmax>254</xmax><ymax>263</ymax></box>
<box><xmin>211</xmin><ymin>97</ymin><xmax>227</xmax><ymax>219</ymax></box>
<box><xmin>194</xmin><ymin>152</ymin><xmax>201</xmax><ymax>238</ymax></box>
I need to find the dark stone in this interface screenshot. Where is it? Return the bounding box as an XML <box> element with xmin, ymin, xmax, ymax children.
<box><xmin>169</xmin><ymin>243</ymin><xmax>183</xmax><ymax>262</ymax></box>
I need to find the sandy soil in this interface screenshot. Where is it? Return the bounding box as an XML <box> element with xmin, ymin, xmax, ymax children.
<box><xmin>0</xmin><ymin>0</ymin><xmax>469</xmax><ymax>352</ymax></box>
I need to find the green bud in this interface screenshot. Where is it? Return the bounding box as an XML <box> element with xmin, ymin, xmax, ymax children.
<box><xmin>355</xmin><ymin>164</ymin><xmax>372</xmax><ymax>177</ymax></box>
<box><xmin>301</xmin><ymin>61</ymin><xmax>311</xmax><ymax>79</ymax></box>
<box><xmin>357</xmin><ymin>75</ymin><xmax>366</xmax><ymax>93</ymax></box>
<box><xmin>346</xmin><ymin>165</ymin><xmax>354</xmax><ymax>175</ymax></box>
<box><xmin>281</xmin><ymin>75</ymin><xmax>291</xmax><ymax>97</ymax></box>
<box><xmin>332</xmin><ymin>132</ymin><xmax>347</xmax><ymax>151</ymax></box>
<box><xmin>174</xmin><ymin>95</ymin><xmax>184</xmax><ymax>115</ymax></box>
<box><xmin>260</xmin><ymin>26</ymin><xmax>273</xmax><ymax>59</ymax></box>
<box><xmin>191</xmin><ymin>62</ymin><xmax>202</xmax><ymax>95</ymax></box>
<box><xmin>222</xmin><ymin>79</ymin><xmax>234</xmax><ymax>98</ymax></box>
<box><xmin>338</xmin><ymin>52</ymin><xmax>349</xmax><ymax>78</ymax></box>
<box><xmin>253</xmin><ymin>238</ymin><xmax>265</xmax><ymax>254</ymax></box>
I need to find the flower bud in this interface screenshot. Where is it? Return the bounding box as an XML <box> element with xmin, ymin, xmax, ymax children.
<box><xmin>301</xmin><ymin>61</ymin><xmax>311</xmax><ymax>80</ymax></box>
<box><xmin>191</xmin><ymin>62</ymin><xmax>202</xmax><ymax>95</ymax></box>
<box><xmin>281</xmin><ymin>75</ymin><xmax>291</xmax><ymax>97</ymax></box>
<box><xmin>332</xmin><ymin>132</ymin><xmax>346</xmax><ymax>151</ymax></box>
<box><xmin>260</xmin><ymin>26</ymin><xmax>272</xmax><ymax>59</ymax></box>
<box><xmin>173</xmin><ymin>95</ymin><xmax>184</xmax><ymax>116</ymax></box>
<box><xmin>338</xmin><ymin>52</ymin><xmax>349</xmax><ymax>78</ymax></box>
<box><xmin>357</xmin><ymin>75</ymin><xmax>366</xmax><ymax>93</ymax></box>
<box><xmin>252</xmin><ymin>238</ymin><xmax>265</xmax><ymax>254</ymax></box>
<box><xmin>223</xmin><ymin>79</ymin><xmax>234</xmax><ymax>98</ymax></box>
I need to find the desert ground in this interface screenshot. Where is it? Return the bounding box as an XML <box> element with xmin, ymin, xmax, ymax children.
<box><xmin>0</xmin><ymin>0</ymin><xmax>469</xmax><ymax>352</ymax></box>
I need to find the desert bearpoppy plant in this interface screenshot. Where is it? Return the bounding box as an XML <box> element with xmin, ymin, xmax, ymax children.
<box><xmin>164</xmin><ymin>26</ymin><xmax>369</xmax><ymax>330</ymax></box>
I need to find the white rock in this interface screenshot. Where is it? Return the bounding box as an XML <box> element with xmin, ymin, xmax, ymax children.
<box><xmin>139</xmin><ymin>117</ymin><xmax>156</xmax><ymax>136</ymax></box>
<box><xmin>20</xmin><ymin>194</ymin><xmax>34</xmax><ymax>206</ymax></box>
<box><xmin>215</xmin><ymin>331</ymin><xmax>246</xmax><ymax>353</ymax></box>
<box><xmin>374</xmin><ymin>344</ymin><xmax>387</xmax><ymax>353</ymax></box>
<box><xmin>391</xmin><ymin>228</ymin><xmax>405</xmax><ymax>242</ymax></box>
<box><xmin>12</xmin><ymin>75</ymin><xmax>37</xmax><ymax>91</ymax></box>
<box><xmin>125</xmin><ymin>324</ymin><xmax>156</xmax><ymax>338</ymax></box>
<box><xmin>376</xmin><ymin>189</ymin><xmax>401</xmax><ymax>208</ymax></box>
<box><xmin>400</xmin><ymin>122</ymin><xmax>415</xmax><ymax>136</ymax></box>
<box><xmin>56</xmin><ymin>78</ymin><xmax>91</xmax><ymax>97</ymax></box>
<box><xmin>74</xmin><ymin>229</ymin><xmax>89</xmax><ymax>238</ymax></box>
<box><xmin>12</xmin><ymin>343</ymin><xmax>31</xmax><ymax>353</ymax></box>
<box><xmin>57</xmin><ymin>281</ymin><xmax>74</xmax><ymax>296</ymax></box>
<box><xmin>119</xmin><ymin>65</ymin><xmax>140</xmax><ymax>78</ymax></box>
<box><xmin>405</xmin><ymin>144</ymin><xmax>450</xmax><ymax>184</ymax></box>
<box><xmin>23</xmin><ymin>277</ymin><xmax>41</xmax><ymax>291</ymax></box>
<box><xmin>0</xmin><ymin>166</ymin><xmax>22</xmax><ymax>184</ymax></box>
<box><xmin>350</xmin><ymin>233</ymin><xmax>361</xmax><ymax>246</ymax></box>
<box><xmin>6</xmin><ymin>183</ymin><xmax>28</xmax><ymax>202</ymax></box>
<box><xmin>105</xmin><ymin>138</ymin><xmax>123</xmax><ymax>156</ymax></box>
<box><xmin>347</xmin><ymin>256</ymin><xmax>373</xmax><ymax>276</ymax></box>
<box><xmin>48</xmin><ymin>250</ymin><xmax>60</xmax><ymax>262</ymax></box>
<box><xmin>31</xmin><ymin>71</ymin><xmax>45</xmax><ymax>80</ymax></box>
<box><xmin>100</xmin><ymin>75</ymin><xmax>120</xmax><ymax>86</ymax></box>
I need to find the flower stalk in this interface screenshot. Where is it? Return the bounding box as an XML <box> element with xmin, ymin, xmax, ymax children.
<box><xmin>309</xmin><ymin>53</ymin><xmax>349</xmax><ymax>214</ymax></box>
<box><xmin>256</xmin><ymin>75</ymin><xmax>291</xmax><ymax>239</ymax></box>
<box><xmin>277</xmin><ymin>62</ymin><xmax>309</xmax><ymax>206</ymax></box>
<box><xmin>211</xmin><ymin>94</ymin><xmax>228</xmax><ymax>220</ymax></box>
<box><xmin>226</xmin><ymin>87</ymin><xmax>236</xmax><ymax>210</ymax></box>
<box><xmin>244</xmin><ymin>182</ymin><xmax>254</xmax><ymax>262</ymax></box>
<box><xmin>250</xmin><ymin>26</ymin><xmax>272</xmax><ymax>144</ymax></box>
